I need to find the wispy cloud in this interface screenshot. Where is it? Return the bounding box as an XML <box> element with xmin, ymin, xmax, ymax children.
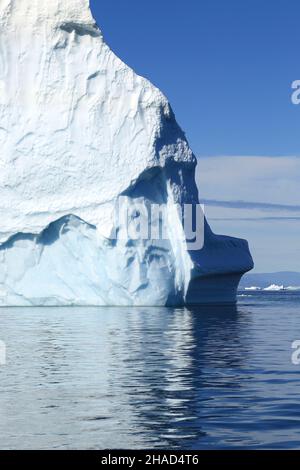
<box><xmin>196</xmin><ymin>156</ymin><xmax>300</xmax><ymax>208</ymax></box>
<box><xmin>196</xmin><ymin>156</ymin><xmax>300</xmax><ymax>272</ymax></box>
<box><xmin>210</xmin><ymin>217</ymin><xmax>300</xmax><ymax>221</ymax></box>
<box><xmin>202</xmin><ymin>199</ymin><xmax>300</xmax><ymax>212</ymax></box>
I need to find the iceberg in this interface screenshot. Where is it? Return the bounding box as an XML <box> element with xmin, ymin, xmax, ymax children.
<box><xmin>263</xmin><ymin>285</ymin><xmax>284</xmax><ymax>291</ymax></box>
<box><xmin>0</xmin><ymin>0</ymin><xmax>253</xmax><ymax>306</ymax></box>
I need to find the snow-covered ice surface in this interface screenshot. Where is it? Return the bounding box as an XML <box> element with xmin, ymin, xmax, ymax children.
<box><xmin>0</xmin><ymin>0</ymin><xmax>253</xmax><ymax>306</ymax></box>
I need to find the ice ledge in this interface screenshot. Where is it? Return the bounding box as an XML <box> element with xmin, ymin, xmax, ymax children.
<box><xmin>0</xmin><ymin>214</ymin><xmax>253</xmax><ymax>307</ymax></box>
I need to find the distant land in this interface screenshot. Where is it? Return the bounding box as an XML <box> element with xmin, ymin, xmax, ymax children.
<box><xmin>239</xmin><ymin>271</ymin><xmax>300</xmax><ymax>289</ymax></box>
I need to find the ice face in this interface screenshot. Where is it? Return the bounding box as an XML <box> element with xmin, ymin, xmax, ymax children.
<box><xmin>0</xmin><ymin>0</ymin><xmax>193</xmax><ymax>241</ymax></box>
<box><xmin>0</xmin><ymin>1</ymin><xmax>253</xmax><ymax>306</ymax></box>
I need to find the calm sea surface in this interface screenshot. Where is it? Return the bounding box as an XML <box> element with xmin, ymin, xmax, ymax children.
<box><xmin>0</xmin><ymin>292</ymin><xmax>300</xmax><ymax>449</ymax></box>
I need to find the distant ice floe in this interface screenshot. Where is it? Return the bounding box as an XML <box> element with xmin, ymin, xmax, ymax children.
<box><xmin>263</xmin><ymin>284</ymin><xmax>284</xmax><ymax>291</ymax></box>
<box><xmin>243</xmin><ymin>284</ymin><xmax>300</xmax><ymax>293</ymax></box>
<box><xmin>263</xmin><ymin>284</ymin><xmax>300</xmax><ymax>291</ymax></box>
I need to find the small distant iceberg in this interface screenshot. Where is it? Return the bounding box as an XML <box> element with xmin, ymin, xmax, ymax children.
<box><xmin>263</xmin><ymin>284</ymin><xmax>284</xmax><ymax>291</ymax></box>
<box><xmin>240</xmin><ymin>283</ymin><xmax>300</xmax><ymax>295</ymax></box>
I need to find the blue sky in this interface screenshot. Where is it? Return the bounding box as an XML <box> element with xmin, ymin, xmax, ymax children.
<box><xmin>91</xmin><ymin>0</ymin><xmax>300</xmax><ymax>156</ymax></box>
<box><xmin>90</xmin><ymin>0</ymin><xmax>300</xmax><ymax>273</ymax></box>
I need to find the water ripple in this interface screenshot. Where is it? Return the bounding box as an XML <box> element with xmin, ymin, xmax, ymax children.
<box><xmin>0</xmin><ymin>294</ymin><xmax>299</xmax><ymax>449</ymax></box>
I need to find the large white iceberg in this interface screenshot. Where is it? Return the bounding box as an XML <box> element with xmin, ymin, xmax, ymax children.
<box><xmin>0</xmin><ymin>0</ymin><xmax>253</xmax><ymax>306</ymax></box>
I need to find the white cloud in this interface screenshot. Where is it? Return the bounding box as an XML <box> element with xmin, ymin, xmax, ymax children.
<box><xmin>196</xmin><ymin>156</ymin><xmax>300</xmax><ymax>272</ymax></box>
<box><xmin>196</xmin><ymin>156</ymin><xmax>300</xmax><ymax>206</ymax></box>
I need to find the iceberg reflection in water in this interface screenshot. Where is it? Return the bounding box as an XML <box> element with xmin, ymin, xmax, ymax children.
<box><xmin>0</xmin><ymin>295</ymin><xmax>300</xmax><ymax>449</ymax></box>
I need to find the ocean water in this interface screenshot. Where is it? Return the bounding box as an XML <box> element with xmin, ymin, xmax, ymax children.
<box><xmin>0</xmin><ymin>292</ymin><xmax>300</xmax><ymax>449</ymax></box>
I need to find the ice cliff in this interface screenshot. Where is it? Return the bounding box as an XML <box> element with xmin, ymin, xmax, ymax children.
<box><xmin>0</xmin><ymin>0</ymin><xmax>253</xmax><ymax>306</ymax></box>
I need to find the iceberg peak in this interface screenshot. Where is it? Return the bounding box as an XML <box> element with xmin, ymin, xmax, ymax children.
<box><xmin>0</xmin><ymin>0</ymin><xmax>95</xmax><ymax>25</ymax></box>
